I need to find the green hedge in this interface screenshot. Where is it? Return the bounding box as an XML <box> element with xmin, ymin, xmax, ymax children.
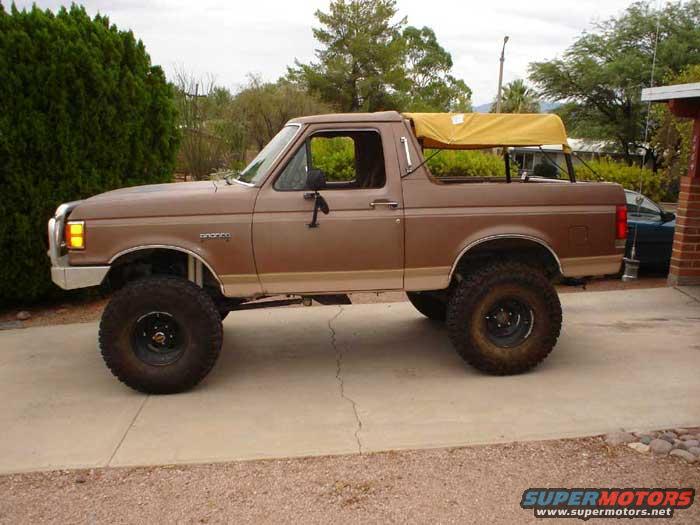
<box><xmin>310</xmin><ymin>136</ymin><xmax>355</xmax><ymax>181</ymax></box>
<box><xmin>426</xmin><ymin>150</ymin><xmax>518</xmax><ymax>178</ymax></box>
<box><xmin>0</xmin><ymin>4</ymin><xmax>179</xmax><ymax>307</ymax></box>
<box><xmin>575</xmin><ymin>159</ymin><xmax>678</xmax><ymax>203</ymax></box>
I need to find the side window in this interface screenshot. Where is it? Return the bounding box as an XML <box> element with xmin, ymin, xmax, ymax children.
<box><xmin>626</xmin><ymin>193</ymin><xmax>660</xmax><ymax>218</ymax></box>
<box><xmin>274</xmin><ymin>146</ymin><xmax>308</xmax><ymax>191</ymax></box>
<box><xmin>274</xmin><ymin>130</ymin><xmax>386</xmax><ymax>191</ymax></box>
<box><xmin>310</xmin><ymin>136</ymin><xmax>356</xmax><ymax>183</ymax></box>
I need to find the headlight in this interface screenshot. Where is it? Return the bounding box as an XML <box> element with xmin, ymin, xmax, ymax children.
<box><xmin>66</xmin><ymin>221</ymin><xmax>85</xmax><ymax>250</ymax></box>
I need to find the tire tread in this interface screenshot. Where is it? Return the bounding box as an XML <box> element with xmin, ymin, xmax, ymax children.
<box><xmin>446</xmin><ymin>261</ymin><xmax>562</xmax><ymax>375</ymax></box>
<box><xmin>99</xmin><ymin>275</ymin><xmax>222</xmax><ymax>394</ymax></box>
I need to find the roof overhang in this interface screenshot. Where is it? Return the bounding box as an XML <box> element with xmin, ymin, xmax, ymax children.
<box><xmin>641</xmin><ymin>82</ymin><xmax>700</xmax><ymax>103</ymax></box>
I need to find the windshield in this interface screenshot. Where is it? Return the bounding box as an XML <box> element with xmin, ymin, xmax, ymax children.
<box><xmin>236</xmin><ymin>125</ymin><xmax>300</xmax><ymax>185</ymax></box>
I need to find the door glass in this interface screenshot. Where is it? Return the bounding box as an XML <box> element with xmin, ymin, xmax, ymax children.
<box><xmin>310</xmin><ymin>136</ymin><xmax>356</xmax><ymax>182</ymax></box>
<box><xmin>274</xmin><ymin>130</ymin><xmax>386</xmax><ymax>191</ymax></box>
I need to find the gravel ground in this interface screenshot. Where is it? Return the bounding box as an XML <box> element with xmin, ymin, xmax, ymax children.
<box><xmin>1</xmin><ymin>438</ymin><xmax>698</xmax><ymax>524</ymax></box>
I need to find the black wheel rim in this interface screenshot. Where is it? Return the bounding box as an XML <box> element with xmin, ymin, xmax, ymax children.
<box><xmin>483</xmin><ymin>297</ymin><xmax>534</xmax><ymax>348</ymax></box>
<box><xmin>131</xmin><ymin>312</ymin><xmax>185</xmax><ymax>366</ymax></box>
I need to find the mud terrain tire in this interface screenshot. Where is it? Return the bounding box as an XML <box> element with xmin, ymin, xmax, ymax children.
<box><xmin>99</xmin><ymin>276</ymin><xmax>222</xmax><ymax>394</ymax></box>
<box><xmin>446</xmin><ymin>261</ymin><xmax>562</xmax><ymax>375</ymax></box>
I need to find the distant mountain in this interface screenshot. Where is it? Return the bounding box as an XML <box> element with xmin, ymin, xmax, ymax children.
<box><xmin>473</xmin><ymin>101</ymin><xmax>561</xmax><ymax>113</ymax></box>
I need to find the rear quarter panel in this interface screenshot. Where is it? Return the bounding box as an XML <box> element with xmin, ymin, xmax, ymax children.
<box><xmin>402</xmin><ymin>176</ymin><xmax>625</xmax><ymax>289</ymax></box>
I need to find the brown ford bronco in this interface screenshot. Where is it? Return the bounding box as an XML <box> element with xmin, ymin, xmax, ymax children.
<box><xmin>48</xmin><ymin>111</ymin><xmax>627</xmax><ymax>394</ymax></box>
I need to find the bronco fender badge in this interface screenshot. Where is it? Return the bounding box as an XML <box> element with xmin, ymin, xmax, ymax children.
<box><xmin>199</xmin><ymin>232</ymin><xmax>231</xmax><ymax>242</ymax></box>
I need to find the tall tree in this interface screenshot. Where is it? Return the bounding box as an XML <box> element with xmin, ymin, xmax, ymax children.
<box><xmin>289</xmin><ymin>0</ymin><xmax>471</xmax><ymax>112</ymax></box>
<box><xmin>651</xmin><ymin>64</ymin><xmax>700</xmax><ymax>183</ymax></box>
<box><xmin>288</xmin><ymin>0</ymin><xmax>406</xmax><ymax>112</ymax></box>
<box><xmin>529</xmin><ymin>1</ymin><xmax>700</xmax><ymax>165</ymax></box>
<box><xmin>402</xmin><ymin>26</ymin><xmax>472</xmax><ymax>111</ymax></box>
<box><xmin>490</xmin><ymin>79</ymin><xmax>540</xmax><ymax>113</ymax></box>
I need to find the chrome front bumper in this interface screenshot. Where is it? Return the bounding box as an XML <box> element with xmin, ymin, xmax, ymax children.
<box><xmin>47</xmin><ymin>202</ymin><xmax>109</xmax><ymax>290</ymax></box>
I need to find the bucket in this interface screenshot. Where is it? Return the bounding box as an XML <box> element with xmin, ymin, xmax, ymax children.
<box><xmin>621</xmin><ymin>257</ymin><xmax>640</xmax><ymax>282</ymax></box>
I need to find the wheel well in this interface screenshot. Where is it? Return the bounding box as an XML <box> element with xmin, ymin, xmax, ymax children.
<box><xmin>106</xmin><ymin>248</ymin><xmax>221</xmax><ymax>293</ymax></box>
<box><xmin>451</xmin><ymin>237</ymin><xmax>561</xmax><ymax>282</ymax></box>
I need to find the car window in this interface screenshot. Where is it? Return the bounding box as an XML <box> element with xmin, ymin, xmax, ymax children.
<box><xmin>626</xmin><ymin>193</ymin><xmax>661</xmax><ymax>218</ymax></box>
<box><xmin>274</xmin><ymin>130</ymin><xmax>386</xmax><ymax>191</ymax></box>
<box><xmin>274</xmin><ymin>146</ymin><xmax>308</xmax><ymax>191</ymax></box>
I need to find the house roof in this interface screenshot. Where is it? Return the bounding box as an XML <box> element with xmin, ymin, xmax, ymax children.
<box><xmin>642</xmin><ymin>82</ymin><xmax>700</xmax><ymax>102</ymax></box>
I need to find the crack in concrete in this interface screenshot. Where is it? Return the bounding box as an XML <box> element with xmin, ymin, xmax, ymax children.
<box><xmin>675</xmin><ymin>286</ymin><xmax>700</xmax><ymax>304</ymax></box>
<box><xmin>107</xmin><ymin>394</ymin><xmax>149</xmax><ymax>467</ymax></box>
<box><xmin>328</xmin><ymin>306</ymin><xmax>363</xmax><ymax>454</ymax></box>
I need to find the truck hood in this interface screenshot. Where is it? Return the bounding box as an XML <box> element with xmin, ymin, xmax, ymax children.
<box><xmin>70</xmin><ymin>180</ymin><xmax>258</xmax><ymax>220</ymax></box>
<box><xmin>90</xmin><ymin>180</ymin><xmax>216</xmax><ymax>200</ymax></box>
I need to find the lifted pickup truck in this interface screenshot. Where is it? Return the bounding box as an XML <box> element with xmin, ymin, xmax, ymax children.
<box><xmin>48</xmin><ymin>111</ymin><xmax>626</xmax><ymax>394</ymax></box>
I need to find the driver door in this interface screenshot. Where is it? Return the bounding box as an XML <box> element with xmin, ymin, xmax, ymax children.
<box><xmin>252</xmin><ymin>125</ymin><xmax>404</xmax><ymax>294</ymax></box>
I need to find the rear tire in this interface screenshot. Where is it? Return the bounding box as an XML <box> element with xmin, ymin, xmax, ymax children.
<box><xmin>446</xmin><ymin>261</ymin><xmax>561</xmax><ymax>375</ymax></box>
<box><xmin>407</xmin><ymin>291</ymin><xmax>447</xmax><ymax>321</ymax></box>
<box><xmin>99</xmin><ymin>276</ymin><xmax>223</xmax><ymax>394</ymax></box>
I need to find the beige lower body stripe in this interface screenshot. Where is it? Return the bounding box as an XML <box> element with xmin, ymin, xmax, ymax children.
<box><xmin>404</xmin><ymin>266</ymin><xmax>451</xmax><ymax>291</ymax></box>
<box><xmin>560</xmin><ymin>255</ymin><xmax>622</xmax><ymax>277</ymax></box>
<box><xmin>222</xmin><ymin>269</ymin><xmax>405</xmax><ymax>296</ymax></box>
<box><xmin>220</xmin><ymin>256</ymin><xmax>622</xmax><ymax>297</ymax></box>
<box><xmin>259</xmin><ymin>269</ymin><xmax>403</xmax><ymax>294</ymax></box>
<box><xmin>221</xmin><ymin>274</ymin><xmax>262</xmax><ymax>297</ymax></box>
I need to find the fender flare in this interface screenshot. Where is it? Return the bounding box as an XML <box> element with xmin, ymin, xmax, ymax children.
<box><xmin>447</xmin><ymin>234</ymin><xmax>563</xmax><ymax>282</ymax></box>
<box><xmin>108</xmin><ymin>244</ymin><xmax>224</xmax><ymax>290</ymax></box>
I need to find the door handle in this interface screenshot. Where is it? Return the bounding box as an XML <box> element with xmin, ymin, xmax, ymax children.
<box><xmin>370</xmin><ymin>200</ymin><xmax>399</xmax><ymax>209</ymax></box>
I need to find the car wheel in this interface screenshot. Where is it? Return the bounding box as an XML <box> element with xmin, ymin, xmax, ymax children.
<box><xmin>99</xmin><ymin>275</ymin><xmax>223</xmax><ymax>394</ymax></box>
<box><xmin>407</xmin><ymin>291</ymin><xmax>447</xmax><ymax>321</ymax></box>
<box><xmin>446</xmin><ymin>261</ymin><xmax>562</xmax><ymax>375</ymax></box>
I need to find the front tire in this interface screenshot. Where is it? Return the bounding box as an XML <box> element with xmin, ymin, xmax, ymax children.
<box><xmin>446</xmin><ymin>261</ymin><xmax>562</xmax><ymax>375</ymax></box>
<box><xmin>99</xmin><ymin>276</ymin><xmax>223</xmax><ymax>394</ymax></box>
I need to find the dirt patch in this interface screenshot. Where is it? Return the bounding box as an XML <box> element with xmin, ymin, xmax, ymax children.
<box><xmin>1</xmin><ymin>437</ymin><xmax>698</xmax><ymax>524</ymax></box>
<box><xmin>0</xmin><ymin>295</ymin><xmax>107</xmax><ymax>328</ymax></box>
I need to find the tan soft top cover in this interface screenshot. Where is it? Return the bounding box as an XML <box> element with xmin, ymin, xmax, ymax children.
<box><xmin>403</xmin><ymin>112</ymin><xmax>571</xmax><ymax>153</ymax></box>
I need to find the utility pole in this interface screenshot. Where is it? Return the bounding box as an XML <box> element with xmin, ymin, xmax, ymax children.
<box><xmin>495</xmin><ymin>36</ymin><xmax>509</xmax><ymax>113</ymax></box>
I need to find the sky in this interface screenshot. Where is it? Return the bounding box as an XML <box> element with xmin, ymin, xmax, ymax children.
<box><xmin>13</xmin><ymin>0</ymin><xmax>636</xmax><ymax>105</ymax></box>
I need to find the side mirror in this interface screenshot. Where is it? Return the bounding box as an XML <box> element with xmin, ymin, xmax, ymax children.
<box><xmin>307</xmin><ymin>169</ymin><xmax>327</xmax><ymax>191</ymax></box>
<box><xmin>660</xmin><ymin>211</ymin><xmax>675</xmax><ymax>223</ymax></box>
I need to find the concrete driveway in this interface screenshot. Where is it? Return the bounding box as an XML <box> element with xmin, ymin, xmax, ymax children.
<box><xmin>0</xmin><ymin>286</ymin><xmax>699</xmax><ymax>474</ymax></box>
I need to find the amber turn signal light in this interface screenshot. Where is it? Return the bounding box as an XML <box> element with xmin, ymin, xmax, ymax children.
<box><xmin>66</xmin><ymin>221</ymin><xmax>85</xmax><ymax>250</ymax></box>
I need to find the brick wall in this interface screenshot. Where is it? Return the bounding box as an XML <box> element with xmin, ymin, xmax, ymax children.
<box><xmin>668</xmin><ymin>117</ymin><xmax>700</xmax><ymax>285</ymax></box>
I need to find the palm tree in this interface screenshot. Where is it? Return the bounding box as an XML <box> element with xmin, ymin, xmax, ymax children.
<box><xmin>491</xmin><ymin>79</ymin><xmax>541</xmax><ymax>113</ymax></box>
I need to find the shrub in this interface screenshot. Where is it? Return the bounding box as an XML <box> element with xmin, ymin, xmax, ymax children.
<box><xmin>426</xmin><ymin>150</ymin><xmax>518</xmax><ymax>178</ymax></box>
<box><xmin>310</xmin><ymin>136</ymin><xmax>355</xmax><ymax>181</ymax></box>
<box><xmin>0</xmin><ymin>4</ymin><xmax>180</xmax><ymax>307</ymax></box>
<box><xmin>575</xmin><ymin>159</ymin><xmax>678</xmax><ymax>203</ymax></box>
